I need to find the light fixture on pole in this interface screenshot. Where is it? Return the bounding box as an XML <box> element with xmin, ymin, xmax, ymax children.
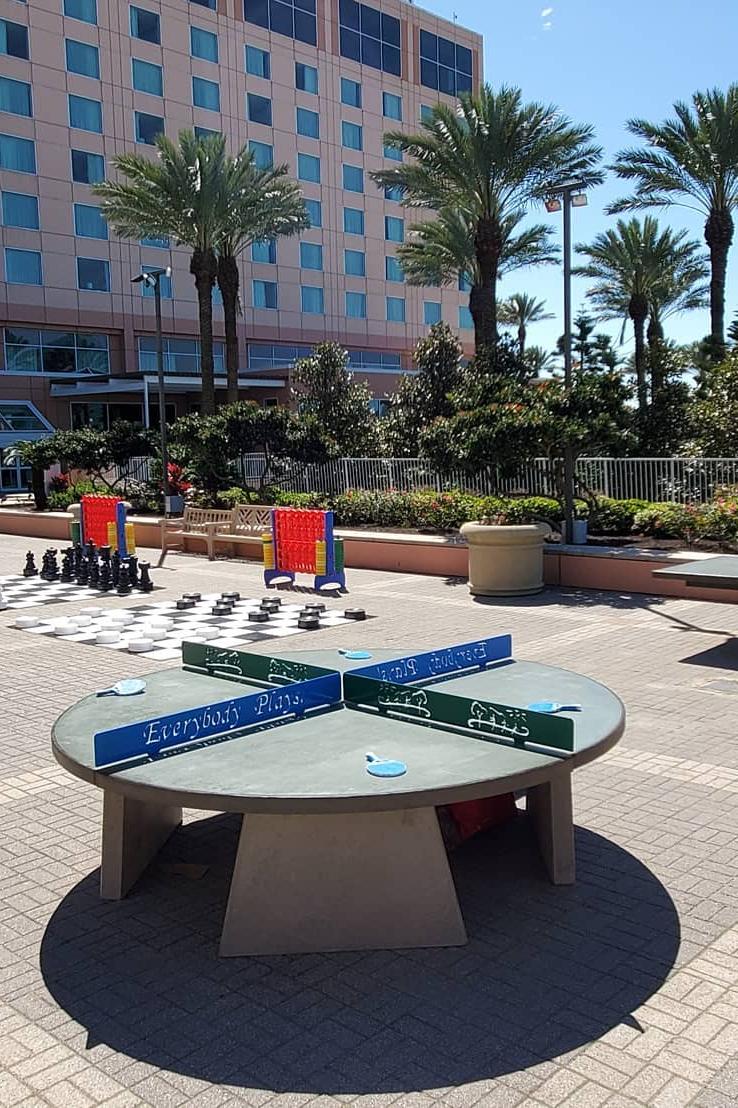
<box><xmin>545</xmin><ymin>181</ymin><xmax>588</xmax><ymax>545</ymax></box>
<box><xmin>132</xmin><ymin>266</ymin><xmax>172</xmax><ymax>515</ymax></box>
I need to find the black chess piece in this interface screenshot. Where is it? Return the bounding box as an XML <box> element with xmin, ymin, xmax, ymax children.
<box><xmin>60</xmin><ymin>549</ymin><xmax>74</xmax><ymax>583</ymax></box>
<box><xmin>23</xmin><ymin>551</ymin><xmax>38</xmax><ymax>578</ymax></box>
<box><xmin>111</xmin><ymin>550</ymin><xmax>120</xmax><ymax>587</ymax></box>
<box><xmin>43</xmin><ymin>549</ymin><xmax>60</xmax><ymax>581</ymax></box>
<box><xmin>85</xmin><ymin>539</ymin><xmax>96</xmax><ymax>563</ymax></box>
<box><xmin>99</xmin><ymin>560</ymin><xmax>112</xmax><ymax>592</ymax></box>
<box><xmin>128</xmin><ymin>555</ymin><xmax>139</xmax><ymax>587</ymax></box>
<box><xmin>39</xmin><ymin>551</ymin><xmax>51</xmax><ymax>581</ymax></box>
<box><xmin>73</xmin><ymin>543</ymin><xmax>82</xmax><ymax>574</ymax></box>
<box><xmin>88</xmin><ymin>549</ymin><xmax>100</xmax><ymax>589</ymax></box>
<box><xmin>117</xmin><ymin>559</ymin><xmax>132</xmax><ymax>595</ymax></box>
<box><xmin>77</xmin><ymin>554</ymin><xmax>89</xmax><ymax>586</ymax></box>
<box><xmin>138</xmin><ymin>562</ymin><xmax>153</xmax><ymax>593</ymax></box>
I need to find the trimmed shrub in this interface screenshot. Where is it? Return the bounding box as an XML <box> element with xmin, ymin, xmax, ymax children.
<box><xmin>632</xmin><ymin>503</ymin><xmax>702</xmax><ymax>542</ymax></box>
<box><xmin>590</xmin><ymin>497</ymin><xmax>651</xmax><ymax>535</ymax></box>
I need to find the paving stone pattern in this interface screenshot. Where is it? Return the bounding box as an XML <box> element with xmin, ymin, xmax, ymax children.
<box><xmin>1</xmin><ymin>534</ymin><xmax>738</xmax><ymax>1107</ymax></box>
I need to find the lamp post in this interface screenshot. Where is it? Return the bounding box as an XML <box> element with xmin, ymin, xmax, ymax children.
<box><xmin>132</xmin><ymin>266</ymin><xmax>171</xmax><ymax>515</ymax></box>
<box><xmin>545</xmin><ymin>182</ymin><xmax>588</xmax><ymax>545</ymax></box>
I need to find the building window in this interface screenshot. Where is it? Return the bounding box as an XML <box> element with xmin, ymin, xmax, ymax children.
<box><xmin>248</xmin><ymin>343</ymin><xmax>312</xmax><ymax>369</ymax></box>
<box><xmin>245</xmin><ymin>44</ymin><xmax>270</xmax><ymax>78</ymax></box>
<box><xmin>339</xmin><ymin>0</ymin><xmax>401</xmax><ymax>77</ymax></box>
<box><xmin>191</xmin><ymin>26</ymin><xmax>218</xmax><ymax>61</ymax></box>
<box><xmin>458</xmin><ymin>272</ymin><xmax>471</xmax><ymax>292</ymax></box>
<box><xmin>341</xmin><ymin>121</ymin><xmax>362</xmax><ymax>151</ymax></box>
<box><xmin>71</xmin><ymin>149</ymin><xmax>104</xmax><ymax>183</ymax></box>
<box><xmin>383</xmin><ymin>143</ymin><xmax>402</xmax><ymax>161</ymax></box>
<box><xmin>348</xmin><ymin>349</ymin><xmax>401</xmax><ymax>372</ymax></box>
<box><xmin>305</xmin><ymin>198</ymin><xmax>322</xmax><ymax>228</ymax></box>
<box><xmin>384</xmin><ymin>184</ymin><xmax>403</xmax><ymax>202</ymax></box>
<box><xmin>191</xmin><ymin>0</ymin><xmax>216</xmax><ymax>9</ymax></box>
<box><xmin>342</xmin><ymin>164</ymin><xmax>363</xmax><ymax>192</ymax></box>
<box><xmin>300</xmin><ymin>242</ymin><xmax>323</xmax><ymax>271</ymax></box>
<box><xmin>251</xmin><ymin>238</ymin><xmax>276</xmax><ymax>263</ymax></box>
<box><xmin>420</xmin><ymin>103</ymin><xmax>434</xmax><ymax>122</ymax></box>
<box><xmin>459</xmin><ymin>305</ymin><xmax>473</xmax><ymax>329</ymax></box>
<box><xmin>0</xmin><ymin>77</ymin><xmax>32</xmax><ymax>118</ymax></box>
<box><xmin>134</xmin><ymin>111</ymin><xmax>164</xmax><ymax>144</ymax></box>
<box><xmin>243</xmin><ymin>0</ymin><xmax>317</xmax><ymax>47</ymax></box>
<box><xmin>5</xmin><ymin>248</ymin><xmax>42</xmax><ymax>285</ymax></box>
<box><xmin>77</xmin><ymin>256</ymin><xmax>110</xmax><ymax>292</ymax></box>
<box><xmin>298</xmin><ymin>152</ymin><xmax>320</xmax><ymax>183</ymax></box>
<box><xmin>4</xmin><ymin>327</ymin><xmax>110</xmax><ymax>375</ymax></box>
<box><xmin>383</xmin><ymin>91</ymin><xmax>402</xmax><ymax>120</ymax></box>
<box><xmin>64</xmin><ymin>0</ymin><xmax>98</xmax><ymax>24</ymax></box>
<box><xmin>142</xmin><ymin>271</ymin><xmax>172</xmax><ymax>298</ymax></box>
<box><xmin>296</xmin><ymin>107</ymin><xmax>319</xmax><ymax>139</ymax></box>
<box><xmin>195</xmin><ymin>125</ymin><xmax>219</xmax><ymax>139</ymax></box>
<box><xmin>132</xmin><ymin>58</ymin><xmax>163</xmax><ymax>96</ymax></box>
<box><xmin>343</xmin><ymin>207</ymin><xmax>364</xmax><ymax>235</ymax></box>
<box><xmin>344</xmin><ymin>248</ymin><xmax>365</xmax><ymax>277</ymax></box>
<box><xmin>424</xmin><ymin>301</ymin><xmax>441</xmax><ymax>325</ymax></box>
<box><xmin>295</xmin><ymin>62</ymin><xmax>318</xmax><ymax>93</ymax></box>
<box><xmin>419</xmin><ymin>31</ymin><xmax>473</xmax><ymax>95</ymax></box>
<box><xmin>74</xmin><ymin>202</ymin><xmax>107</xmax><ymax>239</ymax></box>
<box><xmin>341</xmin><ymin>78</ymin><xmax>361</xmax><ymax>108</ymax></box>
<box><xmin>0</xmin><ymin>401</ymin><xmax>49</xmax><ymax>430</ymax></box>
<box><xmin>385</xmin><ymin>255</ymin><xmax>404</xmax><ymax>282</ymax></box>
<box><xmin>140</xmin><ymin>234</ymin><xmax>169</xmax><ymax>248</ymax></box>
<box><xmin>138</xmin><ymin>335</ymin><xmax>224</xmax><ymax>376</ymax></box>
<box><xmin>346</xmin><ymin>291</ymin><xmax>366</xmax><ymax>319</ymax></box>
<box><xmin>253</xmin><ymin>279</ymin><xmax>278</xmax><ymax>309</ymax></box>
<box><xmin>130</xmin><ymin>6</ymin><xmax>160</xmax><ymax>44</ymax></box>
<box><xmin>386</xmin><ymin>295</ymin><xmax>405</xmax><ymax>323</ymax></box>
<box><xmin>247</xmin><ymin>92</ymin><xmax>271</xmax><ymax>125</ymax></box>
<box><xmin>301</xmin><ymin>285</ymin><xmax>324</xmax><ymax>314</ymax></box>
<box><xmin>0</xmin><ymin>133</ymin><xmax>35</xmax><ymax>174</ymax></box>
<box><xmin>385</xmin><ymin>215</ymin><xmax>404</xmax><ymax>242</ymax></box>
<box><xmin>249</xmin><ymin>139</ymin><xmax>273</xmax><ymax>168</ymax></box>
<box><xmin>0</xmin><ymin>19</ymin><xmax>29</xmax><ymax>59</ymax></box>
<box><xmin>2</xmin><ymin>191</ymin><xmax>38</xmax><ymax>230</ymax></box>
<box><xmin>69</xmin><ymin>94</ymin><xmax>102</xmax><ymax>132</ymax></box>
<box><xmin>193</xmin><ymin>76</ymin><xmax>220</xmax><ymax>111</ymax></box>
<box><xmin>65</xmin><ymin>39</ymin><xmax>99</xmax><ymax>78</ymax></box>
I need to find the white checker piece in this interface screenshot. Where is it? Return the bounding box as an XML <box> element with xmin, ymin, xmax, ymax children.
<box><xmin>13</xmin><ymin>593</ymin><xmax>362</xmax><ymax>661</ymax></box>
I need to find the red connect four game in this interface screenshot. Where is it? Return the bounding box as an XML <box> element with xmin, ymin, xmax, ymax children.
<box><xmin>262</xmin><ymin>509</ymin><xmax>345</xmax><ymax>591</ymax></box>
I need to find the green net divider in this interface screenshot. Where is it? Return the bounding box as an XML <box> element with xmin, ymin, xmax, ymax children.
<box><xmin>182</xmin><ymin>641</ymin><xmax>339</xmax><ymax>687</ymax></box>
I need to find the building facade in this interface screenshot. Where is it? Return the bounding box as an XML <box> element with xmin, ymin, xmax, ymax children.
<box><xmin>0</xmin><ymin>0</ymin><xmax>481</xmax><ymax>490</ymax></box>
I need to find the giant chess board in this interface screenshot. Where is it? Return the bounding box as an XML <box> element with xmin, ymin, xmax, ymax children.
<box><xmin>0</xmin><ymin>574</ymin><xmax>158</xmax><ymax>610</ymax></box>
<box><xmin>13</xmin><ymin>593</ymin><xmax>370</xmax><ymax>662</ymax></box>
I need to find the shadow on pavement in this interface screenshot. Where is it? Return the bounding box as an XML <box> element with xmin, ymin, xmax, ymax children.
<box><xmin>41</xmin><ymin>816</ymin><xmax>680</xmax><ymax>1096</ymax></box>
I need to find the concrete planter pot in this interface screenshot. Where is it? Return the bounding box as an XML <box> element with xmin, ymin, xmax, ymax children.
<box><xmin>460</xmin><ymin>521</ymin><xmax>551</xmax><ymax>597</ymax></box>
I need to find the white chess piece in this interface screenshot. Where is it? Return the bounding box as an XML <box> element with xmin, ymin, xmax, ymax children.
<box><xmin>0</xmin><ymin>587</ymin><xmax>7</xmax><ymax>611</ymax></box>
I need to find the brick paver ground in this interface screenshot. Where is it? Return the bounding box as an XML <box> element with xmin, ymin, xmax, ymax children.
<box><xmin>1</xmin><ymin>532</ymin><xmax>738</xmax><ymax>1108</ymax></box>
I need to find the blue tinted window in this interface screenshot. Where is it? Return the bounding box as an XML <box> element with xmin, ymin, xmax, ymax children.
<box><xmin>71</xmin><ymin>149</ymin><xmax>103</xmax><ymax>183</ymax></box>
<box><xmin>252</xmin><ymin>238</ymin><xmax>276</xmax><ymax>263</ymax></box>
<box><xmin>342</xmin><ymin>121</ymin><xmax>362</xmax><ymax>151</ymax></box>
<box><xmin>142</xmin><ymin>272</ymin><xmax>172</xmax><ymax>298</ymax></box>
<box><xmin>74</xmin><ymin>202</ymin><xmax>107</xmax><ymax>239</ymax></box>
<box><xmin>339</xmin><ymin>0</ymin><xmax>400</xmax><ymax>76</ymax></box>
<box><xmin>385</xmin><ymin>215</ymin><xmax>404</xmax><ymax>242</ymax></box>
<box><xmin>341</xmin><ymin>78</ymin><xmax>361</xmax><ymax>108</ymax></box>
<box><xmin>134</xmin><ymin>111</ymin><xmax>163</xmax><ymax>144</ymax></box>
<box><xmin>64</xmin><ymin>0</ymin><xmax>98</xmax><ymax>23</ymax></box>
<box><xmin>244</xmin><ymin>0</ymin><xmax>316</xmax><ymax>47</ymax></box>
<box><xmin>420</xmin><ymin>104</ymin><xmax>434</xmax><ymax>122</ymax></box>
<box><xmin>300</xmin><ymin>242</ymin><xmax>323</xmax><ymax>270</ymax></box>
<box><xmin>344</xmin><ymin>249</ymin><xmax>365</xmax><ymax>276</ymax></box>
<box><xmin>458</xmin><ymin>272</ymin><xmax>471</xmax><ymax>292</ymax></box>
<box><xmin>384</xmin><ymin>184</ymin><xmax>403</xmax><ymax>202</ymax></box>
<box><xmin>77</xmin><ymin>256</ymin><xmax>110</xmax><ymax>291</ymax></box>
<box><xmin>346</xmin><ymin>291</ymin><xmax>366</xmax><ymax>318</ymax></box>
<box><xmin>195</xmin><ymin>125</ymin><xmax>219</xmax><ymax>140</ymax></box>
<box><xmin>247</xmin><ymin>92</ymin><xmax>271</xmax><ymax>125</ymax></box>
<box><xmin>132</xmin><ymin>58</ymin><xmax>163</xmax><ymax>95</ymax></box>
<box><xmin>343</xmin><ymin>207</ymin><xmax>364</xmax><ymax>235</ymax></box>
<box><xmin>253</xmin><ymin>279</ymin><xmax>278</xmax><ymax>309</ymax></box>
<box><xmin>383</xmin><ymin>143</ymin><xmax>402</xmax><ymax>161</ymax></box>
<box><xmin>191</xmin><ymin>0</ymin><xmax>216</xmax><ymax>7</ymax></box>
<box><xmin>5</xmin><ymin>248</ymin><xmax>42</xmax><ymax>285</ymax></box>
<box><xmin>301</xmin><ymin>285</ymin><xmax>324</xmax><ymax>314</ymax></box>
<box><xmin>191</xmin><ymin>27</ymin><xmax>218</xmax><ymax>61</ymax></box>
<box><xmin>0</xmin><ymin>78</ymin><xmax>32</xmax><ymax>118</ymax></box>
<box><xmin>424</xmin><ymin>301</ymin><xmax>441</xmax><ymax>325</ymax></box>
<box><xmin>342</xmin><ymin>164</ymin><xmax>363</xmax><ymax>192</ymax></box>
<box><xmin>385</xmin><ymin>255</ymin><xmax>404</xmax><ymax>282</ymax></box>
<box><xmin>193</xmin><ymin>76</ymin><xmax>220</xmax><ymax>111</ymax></box>
<box><xmin>130</xmin><ymin>7</ymin><xmax>160</xmax><ymax>43</ymax></box>
<box><xmin>140</xmin><ymin>234</ymin><xmax>169</xmax><ymax>248</ymax></box>
<box><xmin>459</xmin><ymin>305</ymin><xmax>473</xmax><ymax>329</ymax></box>
<box><xmin>419</xmin><ymin>31</ymin><xmax>473</xmax><ymax>95</ymax></box>
<box><xmin>298</xmin><ymin>153</ymin><xmax>320</xmax><ymax>183</ymax></box>
<box><xmin>0</xmin><ymin>19</ymin><xmax>29</xmax><ymax>59</ymax></box>
<box><xmin>297</xmin><ymin>107</ymin><xmax>319</xmax><ymax>138</ymax></box>
<box><xmin>305</xmin><ymin>198</ymin><xmax>322</xmax><ymax>227</ymax></box>
<box><xmin>0</xmin><ymin>134</ymin><xmax>35</xmax><ymax>174</ymax></box>
<box><xmin>2</xmin><ymin>192</ymin><xmax>38</xmax><ymax>229</ymax></box>
<box><xmin>246</xmin><ymin>44</ymin><xmax>270</xmax><ymax>77</ymax></box>
<box><xmin>69</xmin><ymin>94</ymin><xmax>102</xmax><ymax>132</ymax></box>
<box><xmin>65</xmin><ymin>39</ymin><xmax>99</xmax><ymax>78</ymax></box>
<box><xmin>386</xmin><ymin>295</ymin><xmax>405</xmax><ymax>323</ymax></box>
<box><xmin>295</xmin><ymin>62</ymin><xmax>318</xmax><ymax>92</ymax></box>
<box><xmin>383</xmin><ymin>92</ymin><xmax>402</xmax><ymax>120</ymax></box>
<box><xmin>249</xmin><ymin>139</ymin><xmax>273</xmax><ymax>168</ymax></box>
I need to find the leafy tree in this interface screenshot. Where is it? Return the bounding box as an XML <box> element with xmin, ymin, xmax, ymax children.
<box><xmin>382</xmin><ymin>324</ymin><xmax>463</xmax><ymax>456</ymax></box>
<box><xmin>727</xmin><ymin>311</ymin><xmax>738</xmax><ymax>346</ymax></box>
<box><xmin>291</xmin><ymin>343</ymin><xmax>380</xmax><ymax>456</ymax></box>
<box><xmin>575</xmin><ymin>217</ymin><xmax>707</xmax><ymax>411</ymax></box>
<box><xmin>95</xmin><ymin>131</ymin><xmax>229</xmax><ymax>415</ymax></box>
<box><xmin>499</xmin><ymin>294</ymin><xmax>554</xmax><ymax>357</ymax></box>
<box><xmin>524</xmin><ymin>345</ymin><xmax>559</xmax><ymax>376</ymax></box>
<box><xmin>609</xmin><ymin>85</ymin><xmax>738</xmax><ymax>352</ymax></box>
<box><xmin>692</xmin><ymin>350</ymin><xmax>738</xmax><ymax>455</ymax></box>
<box><xmin>6</xmin><ymin>437</ymin><xmax>60</xmax><ymax>510</ymax></box>
<box><xmin>372</xmin><ymin>84</ymin><xmax>603</xmax><ymax>351</ymax></box>
<box><xmin>591</xmin><ymin>332</ymin><xmax>621</xmax><ymax>372</ymax></box>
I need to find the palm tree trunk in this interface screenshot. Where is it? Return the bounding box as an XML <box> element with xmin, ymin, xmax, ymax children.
<box><xmin>472</xmin><ymin>216</ymin><xmax>502</xmax><ymax>352</ymax></box>
<box><xmin>647</xmin><ymin>315</ymin><xmax>665</xmax><ymax>397</ymax></box>
<box><xmin>217</xmin><ymin>253</ymin><xmax>241</xmax><ymax>406</ymax></box>
<box><xmin>518</xmin><ymin>323</ymin><xmax>526</xmax><ymax>359</ymax></box>
<box><xmin>191</xmin><ymin>248</ymin><xmax>218</xmax><ymax>415</ymax></box>
<box><xmin>631</xmin><ymin>311</ymin><xmax>648</xmax><ymax>413</ymax></box>
<box><xmin>705</xmin><ymin>207</ymin><xmax>734</xmax><ymax>356</ymax></box>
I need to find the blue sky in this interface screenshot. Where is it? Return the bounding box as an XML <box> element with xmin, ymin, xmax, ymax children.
<box><xmin>418</xmin><ymin>0</ymin><xmax>737</xmax><ymax>359</ymax></box>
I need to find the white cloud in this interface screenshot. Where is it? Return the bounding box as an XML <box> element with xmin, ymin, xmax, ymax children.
<box><xmin>542</xmin><ymin>20</ymin><xmax>553</xmax><ymax>30</ymax></box>
<box><xmin>541</xmin><ymin>6</ymin><xmax>554</xmax><ymax>16</ymax></box>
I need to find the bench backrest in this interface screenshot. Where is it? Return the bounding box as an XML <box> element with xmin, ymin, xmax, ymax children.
<box><xmin>181</xmin><ymin>506</ymin><xmax>233</xmax><ymax>533</ymax></box>
<box><xmin>231</xmin><ymin>504</ymin><xmax>273</xmax><ymax>536</ymax></box>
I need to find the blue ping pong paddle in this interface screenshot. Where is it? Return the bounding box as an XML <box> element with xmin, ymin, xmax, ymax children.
<box><xmin>97</xmin><ymin>678</ymin><xmax>147</xmax><ymax>697</ymax></box>
<box><xmin>366</xmin><ymin>752</ymin><xmax>407</xmax><ymax>777</ymax></box>
<box><xmin>527</xmin><ymin>700</ymin><xmax>582</xmax><ymax>714</ymax></box>
<box><xmin>339</xmin><ymin>649</ymin><xmax>373</xmax><ymax>660</ymax></box>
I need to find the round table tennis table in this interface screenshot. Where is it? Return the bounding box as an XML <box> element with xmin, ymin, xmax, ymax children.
<box><xmin>52</xmin><ymin>649</ymin><xmax>625</xmax><ymax>956</ymax></box>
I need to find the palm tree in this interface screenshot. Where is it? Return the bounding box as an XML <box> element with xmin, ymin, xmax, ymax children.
<box><xmin>397</xmin><ymin>208</ymin><xmax>558</xmax><ymax>351</ymax></box>
<box><xmin>499</xmin><ymin>294</ymin><xmax>553</xmax><ymax>358</ymax></box>
<box><xmin>95</xmin><ymin>130</ymin><xmax>227</xmax><ymax>414</ymax></box>
<box><xmin>372</xmin><ymin>84</ymin><xmax>603</xmax><ymax>351</ymax></box>
<box><xmin>609</xmin><ymin>85</ymin><xmax>738</xmax><ymax>352</ymax></box>
<box><xmin>575</xmin><ymin>217</ymin><xmax>707</xmax><ymax>411</ymax></box>
<box><xmin>524</xmin><ymin>345</ymin><xmax>558</xmax><ymax>376</ymax></box>
<box><xmin>216</xmin><ymin>157</ymin><xmax>308</xmax><ymax>404</ymax></box>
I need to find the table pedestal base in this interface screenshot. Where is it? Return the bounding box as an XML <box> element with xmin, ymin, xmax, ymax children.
<box><xmin>527</xmin><ymin>772</ymin><xmax>575</xmax><ymax>885</ymax></box>
<box><xmin>100</xmin><ymin>791</ymin><xmax>182</xmax><ymax>899</ymax></box>
<box><xmin>219</xmin><ymin>807</ymin><xmax>467</xmax><ymax>956</ymax></box>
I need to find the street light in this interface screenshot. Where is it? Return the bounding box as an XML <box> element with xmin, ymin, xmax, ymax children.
<box><xmin>132</xmin><ymin>266</ymin><xmax>172</xmax><ymax>515</ymax></box>
<box><xmin>545</xmin><ymin>181</ymin><xmax>588</xmax><ymax>545</ymax></box>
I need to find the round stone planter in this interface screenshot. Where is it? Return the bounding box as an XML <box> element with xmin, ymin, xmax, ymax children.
<box><xmin>460</xmin><ymin>521</ymin><xmax>551</xmax><ymax>597</ymax></box>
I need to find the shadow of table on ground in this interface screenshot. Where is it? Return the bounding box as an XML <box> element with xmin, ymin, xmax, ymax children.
<box><xmin>40</xmin><ymin>815</ymin><xmax>679</xmax><ymax>1096</ymax></box>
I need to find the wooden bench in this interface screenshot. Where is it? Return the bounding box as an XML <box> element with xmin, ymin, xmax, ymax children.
<box><xmin>160</xmin><ymin>504</ymin><xmax>272</xmax><ymax>560</ymax></box>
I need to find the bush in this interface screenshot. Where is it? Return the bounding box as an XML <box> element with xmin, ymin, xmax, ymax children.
<box><xmin>698</xmin><ymin>499</ymin><xmax>738</xmax><ymax>543</ymax></box>
<box><xmin>632</xmin><ymin>503</ymin><xmax>702</xmax><ymax>543</ymax></box>
<box><xmin>590</xmin><ymin>497</ymin><xmax>651</xmax><ymax>535</ymax></box>
<box><xmin>46</xmin><ymin>479</ymin><xmax>97</xmax><ymax>511</ymax></box>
